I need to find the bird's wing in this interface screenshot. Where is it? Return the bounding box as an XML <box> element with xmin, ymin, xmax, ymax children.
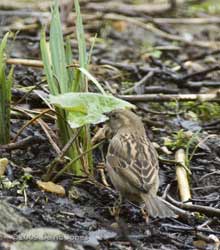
<box><xmin>107</xmin><ymin>133</ymin><xmax>159</xmax><ymax>193</ymax></box>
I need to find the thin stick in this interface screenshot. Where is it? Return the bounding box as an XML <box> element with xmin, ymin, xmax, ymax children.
<box><xmin>44</xmin><ymin>128</ymin><xmax>82</xmax><ymax>181</ymax></box>
<box><xmin>0</xmin><ymin>136</ymin><xmax>43</xmax><ymax>150</ymax></box>
<box><xmin>52</xmin><ymin>141</ymin><xmax>103</xmax><ymax>182</ymax></box>
<box><xmin>104</xmin><ymin>13</ymin><xmax>220</xmax><ymax>49</ymax></box>
<box><xmin>122</xmin><ymin>72</ymin><xmax>154</xmax><ymax>94</ymax></box>
<box><xmin>168</xmin><ymin>195</ymin><xmax>220</xmax><ymax>218</ymax></box>
<box><xmin>6</xmin><ymin>58</ymin><xmax>44</xmax><ymax>68</ymax></box>
<box><xmin>119</xmin><ymin>93</ymin><xmax>220</xmax><ymax>102</ymax></box>
<box><xmin>12</xmin><ymin>108</ymin><xmax>54</xmax><ymax>142</ymax></box>
<box><xmin>175</xmin><ymin>149</ymin><xmax>191</xmax><ymax>203</ymax></box>
<box><xmin>12</xmin><ymin>107</ymin><xmax>60</xmax><ymax>154</ymax></box>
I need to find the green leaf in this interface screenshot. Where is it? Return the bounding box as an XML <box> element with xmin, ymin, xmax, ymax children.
<box><xmin>0</xmin><ymin>32</ymin><xmax>8</xmax><ymax>85</ymax></box>
<box><xmin>50</xmin><ymin>0</ymin><xmax>68</xmax><ymax>93</ymax></box>
<box><xmin>65</xmin><ymin>37</ymin><xmax>75</xmax><ymax>91</ymax></box>
<box><xmin>74</xmin><ymin>0</ymin><xmax>87</xmax><ymax>69</ymax></box>
<box><xmin>40</xmin><ymin>29</ymin><xmax>58</xmax><ymax>95</ymax></box>
<box><xmin>149</xmin><ymin>50</ymin><xmax>162</xmax><ymax>59</ymax></box>
<box><xmin>87</xmin><ymin>34</ymin><xmax>97</xmax><ymax>65</ymax></box>
<box><xmin>49</xmin><ymin>93</ymin><xmax>135</xmax><ymax>128</ymax></box>
<box><xmin>0</xmin><ymin>32</ymin><xmax>13</xmax><ymax>144</ymax></box>
<box><xmin>74</xmin><ymin>0</ymin><xmax>87</xmax><ymax>91</ymax></box>
<box><xmin>79</xmin><ymin>67</ymin><xmax>106</xmax><ymax>95</ymax></box>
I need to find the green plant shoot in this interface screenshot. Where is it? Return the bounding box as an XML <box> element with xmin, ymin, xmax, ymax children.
<box><xmin>0</xmin><ymin>32</ymin><xmax>14</xmax><ymax>145</ymax></box>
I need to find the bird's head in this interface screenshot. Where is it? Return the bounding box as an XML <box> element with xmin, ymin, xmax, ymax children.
<box><xmin>105</xmin><ymin>109</ymin><xmax>145</xmax><ymax>135</ymax></box>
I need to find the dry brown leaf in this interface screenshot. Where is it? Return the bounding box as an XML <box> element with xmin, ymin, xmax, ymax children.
<box><xmin>111</xmin><ymin>21</ymin><xmax>127</xmax><ymax>32</ymax></box>
<box><xmin>0</xmin><ymin>158</ymin><xmax>9</xmax><ymax>176</ymax></box>
<box><xmin>92</xmin><ymin>124</ymin><xmax>112</xmax><ymax>144</ymax></box>
<box><xmin>37</xmin><ymin>180</ymin><xmax>65</xmax><ymax>196</ymax></box>
<box><xmin>183</xmin><ymin>61</ymin><xmax>205</xmax><ymax>73</ymax></box>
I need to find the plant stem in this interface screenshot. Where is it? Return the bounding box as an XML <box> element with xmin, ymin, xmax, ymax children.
<box><xmin>52</xmin><ymin>141</ymin><xmax>103</xmax><ymax>182</ymax></box>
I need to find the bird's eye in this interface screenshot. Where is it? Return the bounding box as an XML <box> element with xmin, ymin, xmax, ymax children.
<box><xmin>111</xmin><ymin>113</ymin><xmax>118</xmax><ymax>119</ymax></box>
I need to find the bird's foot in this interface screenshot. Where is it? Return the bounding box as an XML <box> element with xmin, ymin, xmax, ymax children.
<box><xmin>109</xmin><ymin>196</ymin><xmax>122</xmax><ymax>221</ymax></box>
<box><xmin>141</xmin><ymin>207</ymin><xmax>149</xmax><ymax>224</ymax></box>
<box><xmin>109</xmin><ymin>206</ymin><xmax>120</xmax><ymax>220</ymax></box>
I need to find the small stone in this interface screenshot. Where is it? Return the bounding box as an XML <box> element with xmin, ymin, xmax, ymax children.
<box><xmin>0</xmin><ymin>200</ymin><xmax>31</xmax><ymax>233</ymax></box>
<box><xmin>110</xmin><ymin>222</ymin><xmax>119</xmax><ymax>229</ymax></box>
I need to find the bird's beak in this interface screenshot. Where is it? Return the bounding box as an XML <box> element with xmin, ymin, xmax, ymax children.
<box><xmin>103</xmin><ymin>111</ymin><xmax>111</xmax><ymax>117</ymax></box>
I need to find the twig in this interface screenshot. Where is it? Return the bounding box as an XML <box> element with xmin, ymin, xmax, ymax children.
<box><xmin>180</xmin><ymin>65</ymin><xmax>220</xmax><ymax>81</ymax></box>
<box><xmin>52</xmin><ymin>141</ymin><xmax>103</xmax><ymax>182</ymax></box>
<box><xmin>182</xmin><ymin>49</ymin><xmax>220</xmax><ymax>62</ymax></box>
<box><xmin>122</xmin><ymin>72</ymin><xmax>154</xmax><ymax>94</ymax></box>
<box><xmin>119</xmin><ymin>93</ymin><xmax>220</xmax><ymax>102</ymax></box>
<box><xmin>98</xmin><ymin>59</ymin><xmax>140</xmax><ymax>74</ymax></box>
<box><xmin>86</xmin><ymin>2</ymin><xmax>171</xmax><ymax>16</ymax></box>
<box><xmin>0</xmin><ymin>10</ymin><xmax>50</xmax><ymax>17</ymax></box>
<box><xmin>44</xmin><ymin>128</ymin><xmax>82</xmax><ymax>181</ymax></box>
<box><xmin>161</xmin><ymin>223</ymin><xmax>220</xmax><ymax>235</ymax></box>
<box><xmin>6</xmin><ymin>58</ymin><xmax>43</xmax><ymax>68</ymax></box>
<box><xmin>186</xmin><ymin>81</ymin><xmax>220</xmax><ymax>88</ymax></box>
<box><xmin>0</xmin><ymin>0</ymin><xmax>51</xmax><ymax>10</ymax></box>
<box><xmin>6</xmin><ymin>58</ymin><xmax>79</xmax><ymax>69</ymax></box>
<box><xmin>103</xmin><ymin>13</ymin><xmax>220</xmax><ymax>49</ymax></box>
<box><xmin>154</xmin><ymin>17</ymin><xmax>220</xmax><ymax>25</ymax></box>
<box><xmin>144</xmin><ymin>86</ymin><xmax>179</xmax><ymax>94</ymax></box>
<box><xmin>175</xmin><ymin>149</ymin><xmax>191</xmax><ymax>202</ymax></box>
<box><xmin>12</xmin><ymin>107</ymin><xmax>60</xmax><ymax>154</ymax></box>
<box><xmin>12</xmin><ymin>88</ymin><xmax>40</xmax><ymax>102</ymax></box>
<box><xmin>137</xmin><ymin>103</ymin><xmax>182</xmax><ymax>116</ymax></box>
<box><xmin>0</xmin><ymin>136</ymin><xmax>43</xmax><ymax>150</ymax></box>
<box><xmin>14</xmin><ymin>80</ymin><xmax>46</xmax><ymax>105</ymax></box>
<box><xmin>12</xmin><ymin>108</ymin><xmax>54</xmax><ymax>142</ymax></box>
<box><xmin>142</xmin><ymin>117</ymin><xmax>164</xmax><ymax>127</ymax></box>
<box><xmin>167</xmin><ymin>195</ymin><xmax>220</xmax><ymax>217</ymax></box>
<box><xmin>99</xmin><ymin>59</ymin><xmax>220</xmax><ymax>85</ymax></box>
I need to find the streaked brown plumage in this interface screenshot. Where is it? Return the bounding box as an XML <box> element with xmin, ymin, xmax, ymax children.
<box><xmin>106</xmin><ymin>109</ymin><xmax>175</xmax><ymax>218</ymax></box>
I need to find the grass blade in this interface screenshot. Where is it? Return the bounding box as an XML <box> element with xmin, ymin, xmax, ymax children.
<box><xmin>65</xmin><ymin>37</ymin><xmax>76</xmax><ymax>92</ymax></box>
<box><xmin>40</xmin><ymin>29</ymin><xmax>58</xmax><ymax>95</ymax></box>
<box><xmin>74</xmin><ymin>0</ymin><xmax>87</xmax><ymax>91</ymax></box>
<box><xmin>79</xmin><ymin>67</ymin><xmax>106</xmax><ymax>95</ymax></box>
<box><xmin>50</xmin><ymin>0</ymin><xmax>68</xmax><ymax>93</ymax></box>
<box><xmin>0</xmin><ymin>32</ymin><xmax>13</xmax><ymax>144</ymax></box>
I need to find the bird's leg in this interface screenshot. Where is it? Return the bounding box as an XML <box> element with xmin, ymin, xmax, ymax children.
<box><xmin>141</xmin><ymin>206</ymin><xmax>149</xmax><ymax>224</ymax></box>
<box><xmin>109</xmin><ymin>194</ymin><xmax>122</xmax><ymax>220</ymax></box>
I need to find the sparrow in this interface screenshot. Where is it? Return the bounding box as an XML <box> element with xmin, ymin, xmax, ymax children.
<box><xmin>105</xmin><ymin>109</ymin><xmax>175</xmax><ymax>218</ymax></box>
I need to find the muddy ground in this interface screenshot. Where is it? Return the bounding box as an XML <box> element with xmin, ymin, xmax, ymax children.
<box><xmin>0</xmin><ymin>0</ymin><xmax>220</xmax><ymax>249</ymax></box>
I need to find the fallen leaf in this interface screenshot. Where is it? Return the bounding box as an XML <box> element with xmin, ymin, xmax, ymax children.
<box><xmin>111</xmin><ymin>21</ymin><xmax>127</xmax><ymax>32</ymax></box>
<box><xmin>193</xmin><ymin>240</ymin><xmax>207</xmax><ymax>248</ymax></box>
<box><xmin>0</xmin><ymin>158</ymin><xmax>9</xmax><ymax>176</ymax></box>
<box><xmin>84</xmin><ymin>229</ymin><xmax>117</xmax><ymax>248</ymax></box>
<box><xmin>91</xmin><ymin>124</ymin><xmax>112</xmax><ymax>144</ymax></box>
<box><xmin>184</xmin><ymin>61</ymin><xmax>205</xmax><ymax>73</ymax></box>
<box><xmin>37</xmin><ymin>180</ymin><xmax>65</xmax><ymax>196</ymax></box>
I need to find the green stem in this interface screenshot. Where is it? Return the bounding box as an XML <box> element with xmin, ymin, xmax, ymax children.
<box><xmin>56</xmin><ymin>107</ymin><xmax>82</xmax><ymax>175</ymax></box>
<box><xmin>52</xmin><ymin>141</ymin><xmax>103</xmax><ymax>182</ymax></box>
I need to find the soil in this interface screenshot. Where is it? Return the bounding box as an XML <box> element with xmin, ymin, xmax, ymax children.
<box><xmin>0</xmin><ymin>1</ymin><xmax>220</xmax><ymax>249</ymax></box>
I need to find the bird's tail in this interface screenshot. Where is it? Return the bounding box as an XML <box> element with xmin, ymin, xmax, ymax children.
<box><xmin>142</xmin><ymin>194</ymin><xmax>176</xmax><ymax>218</ymax></box>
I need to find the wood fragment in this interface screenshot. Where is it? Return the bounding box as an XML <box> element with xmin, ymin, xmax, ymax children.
<box><xmin>6</xmin><ymin>58</ymin><xmax>43</xmax><ymax>68</ymax></box>
<box><xmin>175</xmin><ymin>149</ymin><xmax>191</xmax><ymax>203</ymax></box>
<box><xmin>154</xmin><ymin>17</ymin><xmax>220</xmax><ymax>25</ymax></box>
<box><xmin>119</xmin><ymin>93</ymin><xmax>220</xmax><ymax>102</ymax></box>
<box><xmin>86</xmin><ymin>2</ymin><xmax>171</xmax><ymax>16</ymax></box>
<box><xmin>103</xmin><ymin>13</ymin><xmax>220</xmax><ymax>49</ymax></box>
<box><xmin>168</xmin><ymin>195</ymin><xmax>220</xmax><ymax>218</ymax></box>
<box><xmin>0</xmin><ymin>136</ymin><xmax>43</xmax><ymax>150</ymax></box>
